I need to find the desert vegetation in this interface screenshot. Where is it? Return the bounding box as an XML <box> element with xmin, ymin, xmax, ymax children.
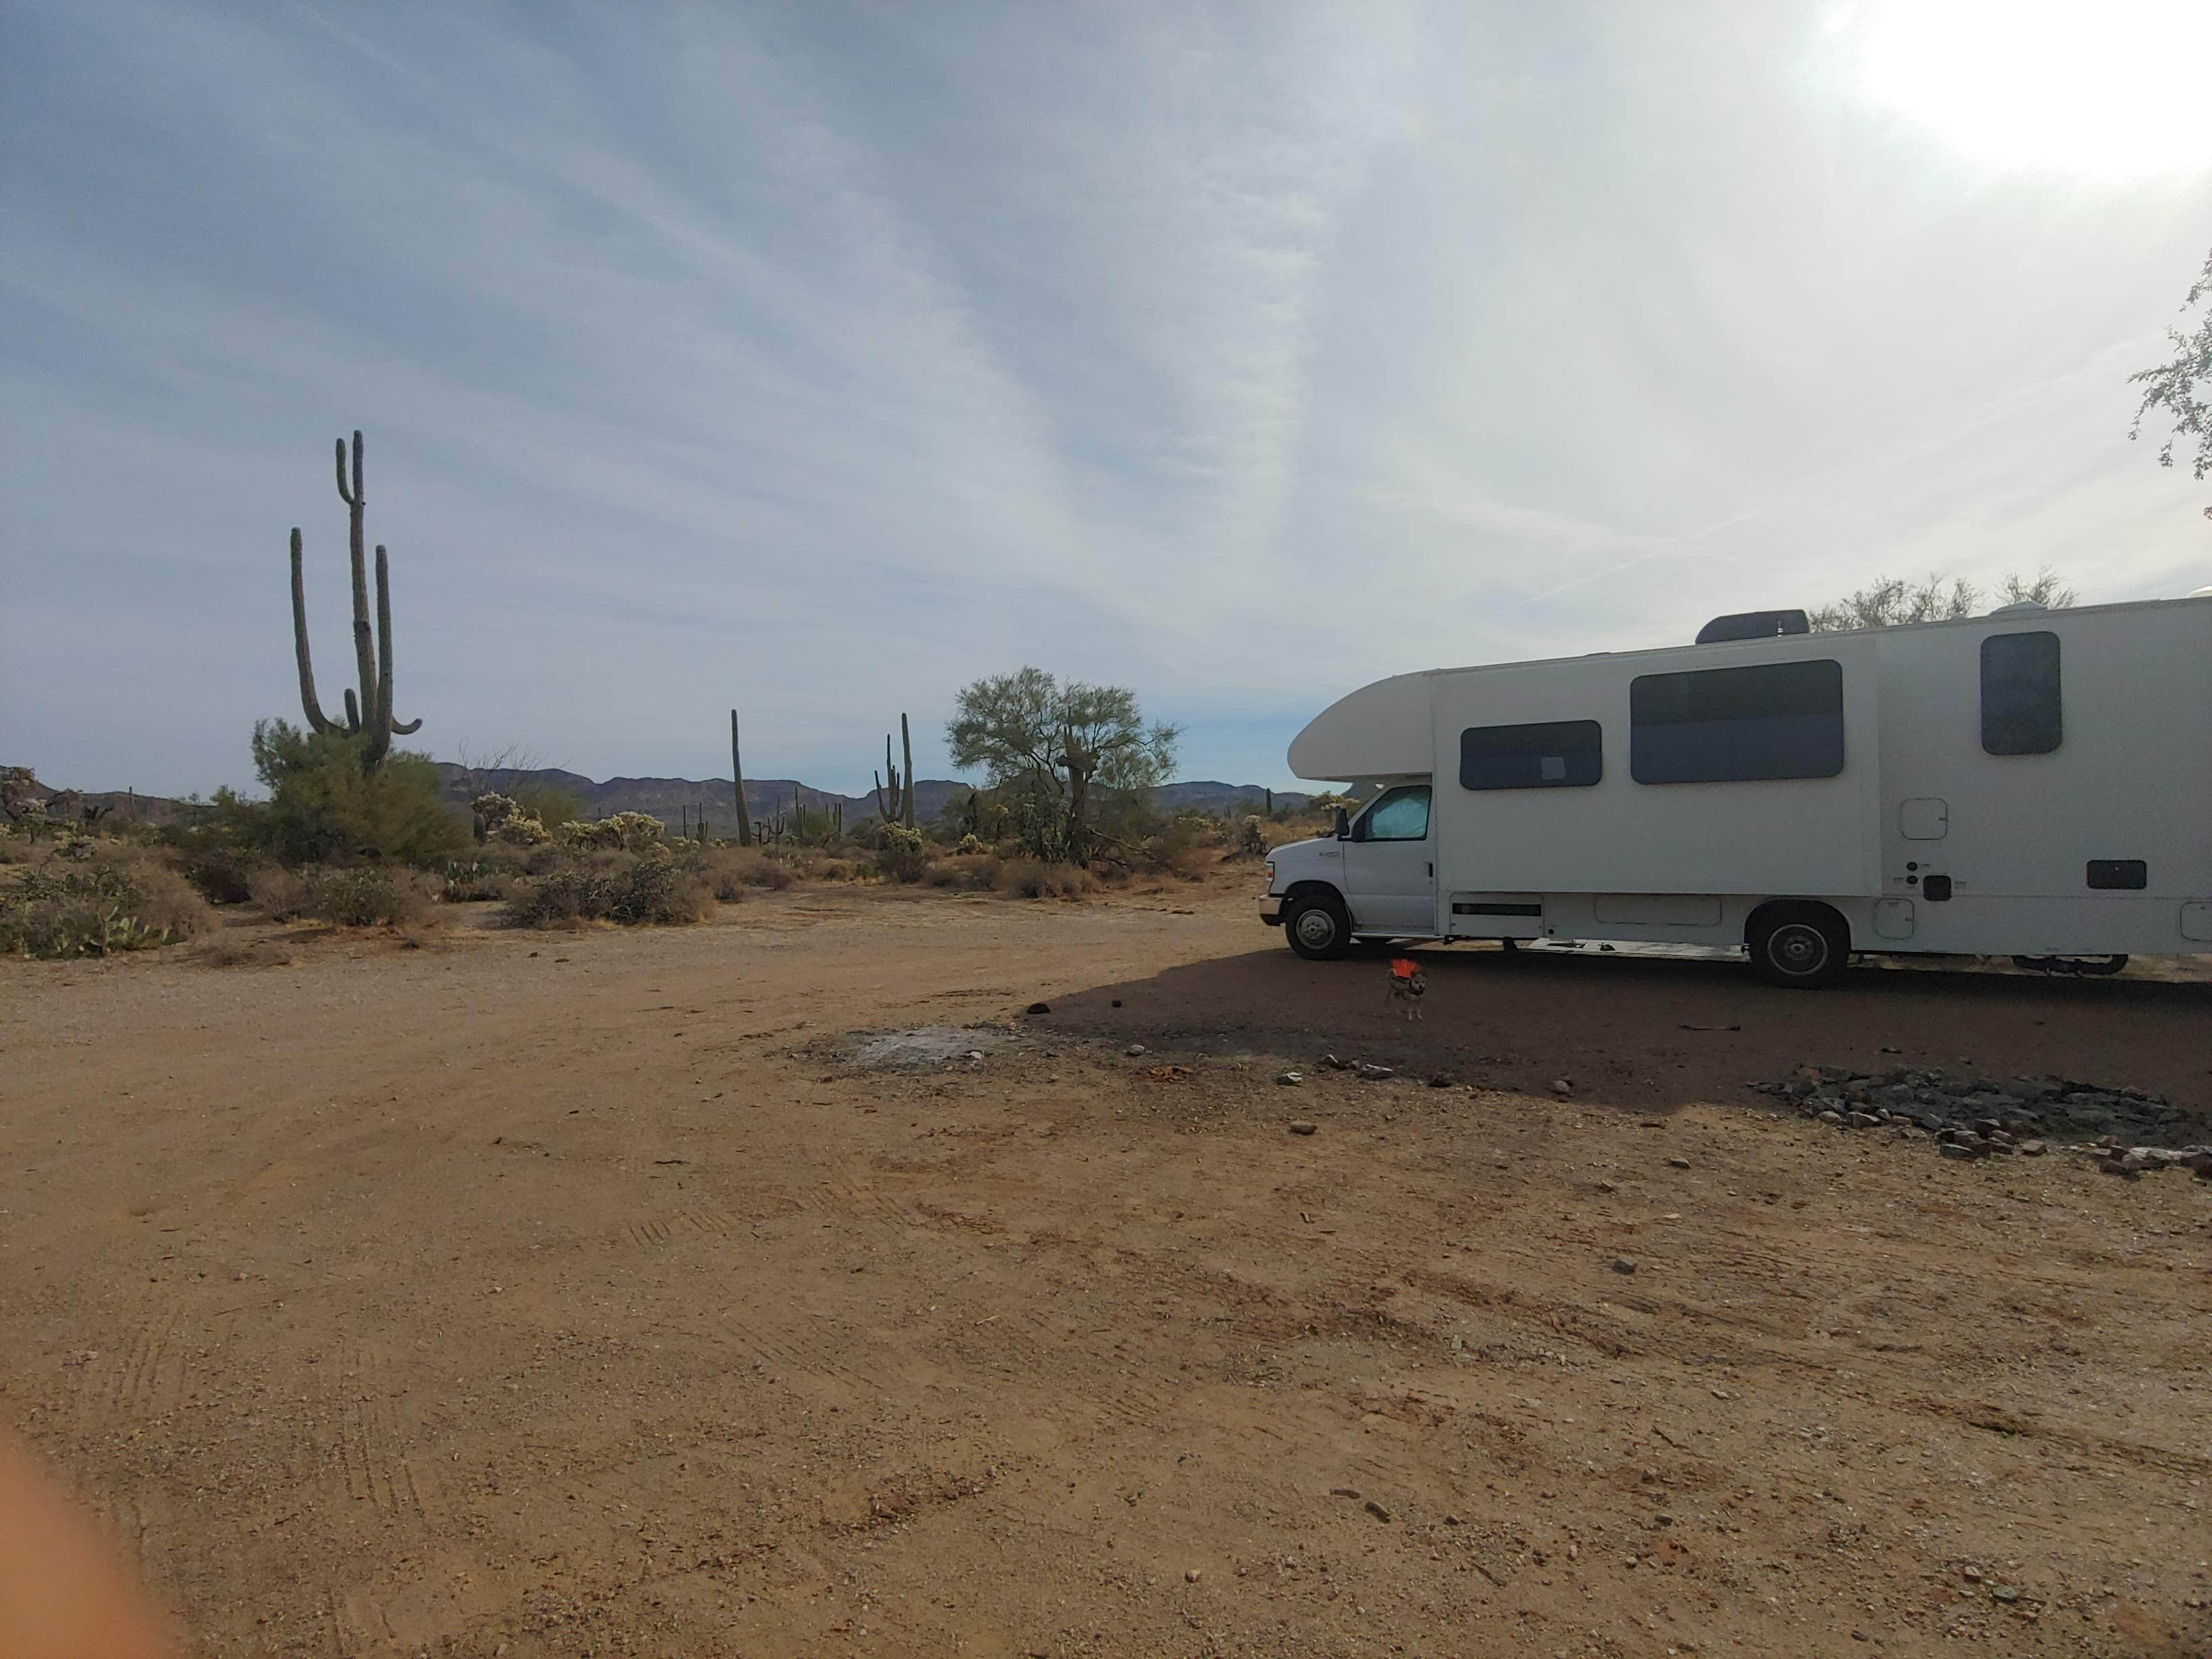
<box><xmin>9</xmin><ymin>513</ymin><xmax>1316</xmax><ymax>958</ymax></box>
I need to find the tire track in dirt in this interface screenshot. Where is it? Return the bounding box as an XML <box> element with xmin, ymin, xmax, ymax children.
<box><xmin>329</xmin><ymin>1340</ymin><xmax>430</xmax><ymax>1529</ymax></box>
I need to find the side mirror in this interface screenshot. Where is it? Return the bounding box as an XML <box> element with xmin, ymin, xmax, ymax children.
<box><xmin>1333</xmin><ymin>806</ymin><xmax>1351</xmax><ymax>840</ymax></box>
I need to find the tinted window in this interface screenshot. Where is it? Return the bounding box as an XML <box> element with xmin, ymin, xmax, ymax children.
<box><xmin>1460</xmin><ymin>720</ymin><xmax>1603</xmax><ymax>790</ymax></box>
<box><xmin>1981</xmin><ymin>631</ymin><xmax>2062</xmax><ymax>755</ymax></box>
<box><xmin>1630</xmin><ymin>659</ymin><xmax>1845</xmax><ymax>784</ymax></box>
<box><xmin>1359</xmin><ymin>786</ymin><xmax>1431</xmax><ymax>841</ymax></box>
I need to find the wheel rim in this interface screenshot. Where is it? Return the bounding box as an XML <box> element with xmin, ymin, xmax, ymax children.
<box><xmin>1294</xmin><ymin>906</ymin><xmax>1338</xmax><ymax>950</ymax></box>
<box><xmin>1768</xmin><ymin>922</ymin><xmax>1829</xmax><ymax>977</ymax></box>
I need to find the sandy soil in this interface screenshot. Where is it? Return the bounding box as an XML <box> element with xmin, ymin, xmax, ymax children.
<box><xmin>3</xmin><ymin>879</ymin><xmax>2208</xmax><ymax>1658</ymax></box>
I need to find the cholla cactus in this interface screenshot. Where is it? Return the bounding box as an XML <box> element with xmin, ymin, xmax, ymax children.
<box><xmin>954</xmin><ymin>832</ymin><xmax>987</xmax><ymax>855</ymax></box>
<box><xmin>1236</xmin><ymin>815</ymin><xmax>1268</xmax><ymax>858</ymax></box>
<box><xmin>472</xmin><ymin>792</ymin><xmax>550</xmax><ymax>846</ymax></box>
<box><xmin>555</xmin><ymin>819</ymin><xmax>607</xmax><ymax>849</ymax></box>
<box><xmin>600</xmin><ymin>811</ymin><xmax>666</xmax><ymax>852</ymax></box>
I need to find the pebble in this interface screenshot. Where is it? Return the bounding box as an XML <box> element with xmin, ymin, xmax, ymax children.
<box><xmin>1289</xmin><ymin>1120</ymin><xmax>1318</xmax><ymax>1136</ymax></box>
<box><xmin>1357</xmin><ymin>1063</ymin><xmax>1395</xmax><ymax>1082</ymax></box>
<box><xmin>1126</xmin><ymin>1044</ymin><xmax>1147</xmax><ymax>1057</ymax></box>
<box><xmin>1550</xmin><ymin>1078</ymin><xmax>1573</xmax><ymax>1095</ymax></box>
<box><xmin>1025</xmin><ymin>1001</ymin><xmax>1050</xmax><ymax>1015</ymax></box>
<box><xmin>1666</xmin><ymin>1155</ymin><xmax>1691</xmax><ymax>1170</ymax></box>
<box><xmin>1363</xmin><ymin>1500</ymin><xmax>1393</xmax><ymax>1523</ymax></box>
<box><xmin>1185</xmin><ymin>1568</ymin><xmax>1202</xmax><ymax>1584</ymax></box>
<box><xmin>1612</xmin><ymin>1256</ymin><xmax>1638</xmax><ymax>1274</ymax></box>
<box><xmin>1277</xmin><ymin>1071</ymin><xmax>1305</xmax><ymax>1086</ymax></box>
<box><xmin>1594</xmin><ymin>1179</ymin><xmax>1618</xmax><ymax>1193</ymax></box>
<box><xmin>1991</xmin><ymin>1585</ymin><xmax>2020</xmax><ymax>1603</ymax></box>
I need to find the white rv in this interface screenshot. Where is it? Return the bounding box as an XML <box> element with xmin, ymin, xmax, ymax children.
<box><xmin>1259</xmin><ymin>594</ymin><xmax>2212</xmax><ymax>986</ymax></box>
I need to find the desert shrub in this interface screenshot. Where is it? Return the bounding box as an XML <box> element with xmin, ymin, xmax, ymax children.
<box><xmin>922</xmin><ymin>853</ymin><xmax>1002</xmax><ymax>890</ymax></box>
<box><xmin>700</xmin><ymin>846</ymin><xmax>796</xmax><ymax>893</ymax></box>
<box><xmin>1130</xmin><ymin>814</ymin><xmax>1218</xmax><ymax>880</ymax></box>
<box><xmin>224</xmin><ymin>721</ymin><xmax>468</xmax><ymax>868</ymax></box>
<box><xmin>157</xmin><ymin>813</ymin><xmax>262</xmax><ymax>903</ymax></box>
<box><xmin>504</xmin><ymin>848</ymin><xmax>710</xmax><ymax>928</ymax></box>
<box><xmin>249</xmin><ymin>863</ymin><xmax>438</xmax><ymax>926</ymax></box>
<box><xmin>1</xmin><ymin>853</ymin><xmax>215</xmax><ymax>958</ymax></box>
<box><xmin>875</xmin><ymin>823</ymin><xmax>928</xmax><ymax>883</ymax></box>
<box><xmin>1231</xmin><ymin>815</ymin><xmax>1269</xmax><ymax>859</ymax></box>
<box><xmin>440</xmin><ymin>859</ymin><xmax>518</xmax><ymax>902</ymax></box>
<box><xmin>996</xmin><ymin>859</ymin><xmax>1099</xmax><ymax>901</ymax></box>
<box><xmin>438</xmin><ymin>841</ymin><xmax>531</xmax><ymax>897</ymax></box>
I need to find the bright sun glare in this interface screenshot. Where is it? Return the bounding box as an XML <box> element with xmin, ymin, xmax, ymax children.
<box><xmin>1847</xmin><ymin>0</ymin><xmax>2212</xmax><ymax>176</ymax></box>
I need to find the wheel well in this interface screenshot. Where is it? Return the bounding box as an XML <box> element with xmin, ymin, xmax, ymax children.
<box><xmin>1282</xmin><ymin>881</ymin><xmax>1345</xmax><ymax>907</ymax></box>
<box><xmin>1744</xmin><ymin>899</ymin><xmax>1851</xmax><ymax>950</ymax></box>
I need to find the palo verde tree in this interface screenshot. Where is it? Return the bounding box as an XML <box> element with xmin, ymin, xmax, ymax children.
<box><xmin>1808</xmin><ymin>567</ymin><xmax>2075</xmax><ymax>632</ymax></box>
<box><xmin>946</xmin><ymin>668</ymin><xmax>1180</xmax><ymax>864</ymax></box>
<box><xmin>2128</xmin><ymin>245</ymin><xmax>2212</xmax><ymax>482</ymax></box>
<box><xmin>289</xmin><ymin>430</ymin><xmax>422</xmax><ymax>770</ymax></box>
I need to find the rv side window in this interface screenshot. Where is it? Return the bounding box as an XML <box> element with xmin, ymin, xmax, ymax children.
<box><xmin>1629</xmin><ymin>659</ymin><xmax>1845</xmax><ymax>784</ymax></box>
<box><xmin>1459</xmin><ymin>720</ymin><xmax>1603</xmax><ymax>790</ymax></box>
<box><xmin>1357</xmin><ymin>786</ymin><xmax>1431</xmax><ymax>841</ymax></box>
<box><xmin>1981</xmin><ymin>631</ymin><xmax>2062</xmax><ymax>755</ymax></box>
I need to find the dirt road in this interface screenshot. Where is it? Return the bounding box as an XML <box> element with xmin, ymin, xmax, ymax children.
<box><xmin>3</xmin><ymin>882</ymin><xmax>2207</xmax><ymax>1656</ymax></box>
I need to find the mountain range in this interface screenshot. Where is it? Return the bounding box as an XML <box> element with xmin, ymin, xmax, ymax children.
<box><xmin>7</xmin><ymin>765</ymin><xmax>1312</xmax><ymax>832</ymax></box>
<box><xmin>432</xmin><ymin>766</ymin><xmax>1311</xmax><ymax>834</ymax></box>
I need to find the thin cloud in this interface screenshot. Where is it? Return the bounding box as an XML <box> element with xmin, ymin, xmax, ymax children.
<box><xmin>3</xmin><ymin>1</ymin><xmax>2205</xmax><ymax>794</ymax></box>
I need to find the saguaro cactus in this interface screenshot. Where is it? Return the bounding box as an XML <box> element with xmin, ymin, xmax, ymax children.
<box><xmin>873</xmin><ymin>713</ymin><xmax>916</xmax><ymax>827</ymax></box>
<box><xmin>289</xmin><ymin>430</ymin><xmax>421</xmax><ymax>769</ymax></box>
<box><xmin>729</xmin><ymin>710</ymin><xmax>754</xmax><ymax>846</ymax></box>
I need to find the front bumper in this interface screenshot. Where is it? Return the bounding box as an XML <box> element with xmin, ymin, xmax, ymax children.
<box><xmin>1258</xmin><ymin>893</ymin><xmax>1284</xmax><ymax>926</ymax></box>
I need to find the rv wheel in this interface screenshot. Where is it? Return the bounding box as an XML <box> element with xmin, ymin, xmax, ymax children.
<box><xmin>1748</xmin><ymin>905</ymin><xmax>1850</xmax><ymax>989</ymax></box>
<box><xmin>1284</xmin><ymin>893</ymin><xmax>1352</xmax><ymax>961</ymax></box>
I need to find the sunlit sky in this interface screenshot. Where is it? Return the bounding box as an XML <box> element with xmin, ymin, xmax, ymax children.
<box><xmin>4</xmin><ymin>0</ymin><xmax>2209</xmax><ymax>796</ymax></box>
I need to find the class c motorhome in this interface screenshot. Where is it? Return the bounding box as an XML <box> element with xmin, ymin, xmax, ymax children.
<box><xmin>1258</xmin><ymin>594</ymin><xmax>2212</xmax><ymax>986</ymax></box>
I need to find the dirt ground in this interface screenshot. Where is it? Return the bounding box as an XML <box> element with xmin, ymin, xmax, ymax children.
<box><xmin>3</xmin><ymin>877</ymin><xmax>2209</xmax><ymax>1658</ymax></box>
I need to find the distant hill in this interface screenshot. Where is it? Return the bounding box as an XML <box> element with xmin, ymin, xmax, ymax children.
<box><xmin>7</xmin><ymin>761</ymin><xmax>1314</xmax><ymax>836</ymax></box>
<box><xmin>432</xmin><ymin>766</ymin><xmax>1311</xmax><ymax>833</ymax></box>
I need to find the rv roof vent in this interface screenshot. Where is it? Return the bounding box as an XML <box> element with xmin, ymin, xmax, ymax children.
<box><xmin>1988</xmin><ymin>600</ymin><xmax>2047</xmax><ymax>618</ymax></box>
<box><xmin>1696</xmin><ymin>609</ymin><xmax>1810</xmax><ymax>644</ymax></box>
<box><xmin>2190</xmin><ymin>583</ymin><xmax>2212</xmax><ymax>598</ymax></box>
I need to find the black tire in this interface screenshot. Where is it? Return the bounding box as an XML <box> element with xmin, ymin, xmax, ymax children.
<box><xmin>1748</xmin><ymin>905</ymin><xmax>1851</xmax><ymax>989</ymax></box>
<box><xmin>1284</xmin><ymin>891</ymin><xmax>1353</xmax><ymax>961</ymax></box>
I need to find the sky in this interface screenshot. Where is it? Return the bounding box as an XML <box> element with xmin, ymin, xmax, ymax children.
<box><xmin>4</xmin><ymin>0</ymin><xmax>2209</xmax><ymax>798</ymax></box>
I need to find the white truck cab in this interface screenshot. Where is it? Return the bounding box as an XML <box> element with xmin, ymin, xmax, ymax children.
<box><xmin>1259</xmin><ymin>783</ymin><xmax>1436</xmax><ymax>960</ymax></box>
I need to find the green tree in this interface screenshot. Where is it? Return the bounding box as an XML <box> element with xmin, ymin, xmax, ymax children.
<box><xmin>2128</xmin><ymin>246</ymin><xmax>2212</xmax><ymax>481</ymax></box>
<box><xmin>224</xmin><ymin>720</ymin><xmax>468</xmax><ymax>867</ymax></box>
<box><xmin>1808</xmin><ymin>567</ymin><xmax>2074</xmax><ymax>632</ymax></box>
<box><xmin>946</xmin><ymin>668</ymin><xmax>1181</xmax><ymax>863</ymax></box>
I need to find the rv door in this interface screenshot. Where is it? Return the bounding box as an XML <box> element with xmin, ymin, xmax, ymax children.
<box><xmin>1343</xmin><ymin>784</ymin><xmax>1435</xmax><ymax>935</ymax></box>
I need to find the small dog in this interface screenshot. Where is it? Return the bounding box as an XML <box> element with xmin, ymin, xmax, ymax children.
<box><xmin>1384</xmin><ymin>956</ymin><xmax>1427</xmax><ymax>1019</ymax></box>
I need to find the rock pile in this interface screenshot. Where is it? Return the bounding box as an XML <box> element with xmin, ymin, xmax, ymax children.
<box><xmin>1749</xmin><ymin>1065</ymin><xmax>2211</xmax><ymax>1177</ymax></box>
